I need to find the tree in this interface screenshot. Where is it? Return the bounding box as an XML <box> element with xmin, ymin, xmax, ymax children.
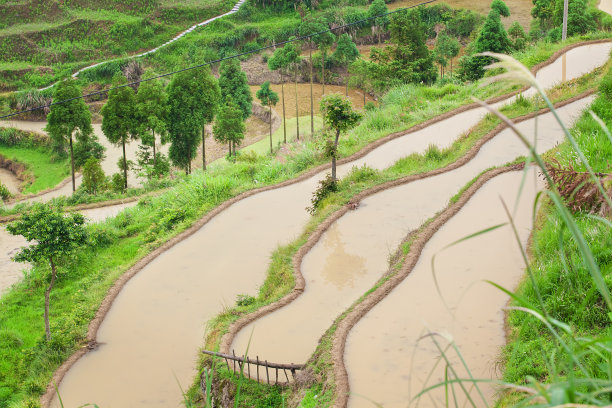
<box><xmin>82</xmin><ymin>158</ymin><xmax>106</xmax><ymax>195</ymax></box>
<box><xmin>268</xmin><ymin>46</ymin><xmax>289</xmax><ymax>144</ymax></box>
<box><xmin>508</xmin><ymin>21</ymin><xmax>528</xmax><ymax>50</ymax></box>
<box><xmin>313</xmin><ymin>25</ymin><xmax>335</xmax><ymax>95</ymax></box>
<box><xmin>434</xmin><ymin>32</ymin><xmax>460</xmax><ymax>77</ymax></box>
<box><xmin>218</xmin><ymin>58</ymin><xmax>252</xmax><ymax>121</ymax></box>
<box><xmin>167</xmin><ymin>67</ymin><xmax>221</xmax><ymax>173</ymax></box>
<box><xmin>459</xmin><ymin>7</ymin><xmax>512</xmax><ymax>81</ymax></box>
<box><xmin>333</xmin><ymin>34</ymin><xmax>360</xmax><ymax>95</ymax></box>
<box><xmin>373</xmin><ymin>9</ymin><xmax>437</xmax><ymax>85</ymax></box>
<box><xmin>299</xmin><ymin>17</ymin><xmax>327</xmax><ymax>136</ymax></box>
<box><xmin>45</xmin><ymin>79</ymin><xmax>94</xmax><ymax>192</ymax></box>
<box><xmin>7</xmin><ymin>204</ymin><xmax>87</xmax><ymax>340</ymax></box>
<box><xmin>553</xmin><ymin>0</ymin><xmax>595</xmax><ymax>37</ymax></box>
<box><xmin>213</xmin><ymin>101</ymin><xmax>246</xmax><ymax>161</ymax></box>
<box><xmin>491</xmin><ymin>0</ymin><xmax>511</xmax><ymax>17</ymax></box>
<box><xmin>101</xmin><ymin>78</ymin><xmax>138</xmax><ymax>190</ymax></box>
<box><xmin>135</xmin><ymin>75</ymin><xmax>168</xmax><ymax>172</ymax></box>
<box><xmin>319</xmin><ymin>94</ymin><xmax>362</xmax><ymax>182</ymax></box>
<box><xmin>368</xmin><ymin>0</ymin><xmax>390</xmax><ymax>44</ymax></box>
<box><xmin>256</xmin><ymin>82</ymin><xmax>279</xmax><ymax>154</ymax></box>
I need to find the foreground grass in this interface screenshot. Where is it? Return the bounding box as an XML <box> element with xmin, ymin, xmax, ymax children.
<box><xmin>498</xmin><ymin>66</ymin><xmax>612</xmax><ymax>405</ymax></box>
<box><xmin>0</xmin><ymin>146</ymin><xmax>69</xmax><ymax>194</ymax></box>
<box><xmin>189</xmin><ymin>63</ymin><xmax>606</xmax><ymax>406</ymax></box>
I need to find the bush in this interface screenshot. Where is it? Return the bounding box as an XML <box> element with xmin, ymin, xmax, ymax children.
<box><xmin>0</xmin><ymin>182</ymin><xmax>13</xmax><ymax>201</ymax></box>
<box><xmin>81</xmin><ymin>158</ymin><xmax>106</xmax><ymax>195</ymax></box>
<box><xmin>307</xmin><ymin>174</ymin><xmax>338</xmax><ymax>215</ymax></box>
<box><xmin>111</xmin><ymin>173</ymin><xmax>126</xmax><ymax>193</ymax></box>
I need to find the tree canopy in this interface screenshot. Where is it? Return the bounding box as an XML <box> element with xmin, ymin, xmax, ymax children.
<box><xmin>219</xmin><ymin>58</ymin><xmax>252</xmax><ymax>121</ymax></box>
<box><xmin>213</xmin><ymin>101</ymin><xmax>246</xmax><ymax>159</ymax></box>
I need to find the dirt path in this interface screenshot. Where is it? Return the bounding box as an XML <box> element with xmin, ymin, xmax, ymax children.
<box><xmin>41</xmin><ymin>41</ymin><xmax>610</xmax><ymax>408</ymax></box>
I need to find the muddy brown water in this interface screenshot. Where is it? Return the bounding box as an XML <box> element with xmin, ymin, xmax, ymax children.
<box><xmin>346</xmin><ymin>169</ymin><xmax>543</xmax><ymax>407</ymax></box>
<box><xmin>49</xmin><ymin>43</ymin><xmax>608</xmax><ymax>407</ymax></box>
<box><xmin>230</xmin><ymin>97</ymin><xmax>592</xmax><ymax>364</ymax></box>
<box><xmin>0</xmin><ymin>168</ymin><xmax>20</xmax><ymax>194</ymax></box>
<box><xmin>0</xmin><ymin>202</ymin><xmax>137</xmax><ymax>296</ymax></box>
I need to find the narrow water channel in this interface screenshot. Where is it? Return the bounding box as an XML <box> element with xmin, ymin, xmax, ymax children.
<box><xmin>345</xmin><ymin>169</ymin><xmax>542</xmax><ymax>407</ymax></box>
<box><xmin>49</xmin><ymin>42</ymin><xmax>608</xmax><ymax>407</ymax></box>
<box><xmin>230</xmin><ymin>97</ymin><xmax>592</xmax><ymax>364</ymax></box>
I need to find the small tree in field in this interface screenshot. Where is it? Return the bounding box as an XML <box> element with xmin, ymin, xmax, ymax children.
<box><xmin>46</xmin><ymin>79</ymin><xmax>94</xmax><ymax>192</ymax></box>
<box><xmin>7</xmin><ymin>205</ymin><xmax>87</xmax><ymax>341</ymax></box>
<box><xmin>320</xmin><ymin>94</ymin><xmax>362</xmax><ymax>182</ymax></box>
<box><xmin>135</xmin><ymin>75</ymin><xmax>168</xmax><ymax>172</ymax></box>
<box><xmin>256</xmin><ymin>82</ymin><xmax>279</xmax><ymax>154</ymax></box>
<box><xmin>82</xmin><ymin>157</ymin><xmax>106</xmax><ymax>195</ymax></box>
<box><xmin>213</xmin><ymin>101</ymin><xmax>246</xmax><ymax>161</ymax></box>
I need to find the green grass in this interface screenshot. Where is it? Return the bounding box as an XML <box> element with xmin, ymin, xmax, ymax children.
<box><xmin>241</xmin><ymin>116</ymin><xmax>324</xmax><ymax>156</ymax></box>
<box><xmin>0</xmin><ymin>146</ymin><xmax>69</xmax><ymax>194</ymax></box>
<box><xmin>498</xmin><ymin>67</ymin><xmax>612</xmax><ymax>404</ymax></box>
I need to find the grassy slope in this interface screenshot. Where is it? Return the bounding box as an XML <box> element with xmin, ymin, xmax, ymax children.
<box><xmin>0</xmin><ymin>0</ymin><xmax>235</xmax><ymax>90</ymax></box>
<box><xmin>498</xmin><ymin>68</ymin><xmax>612</xmax><ymax>404</ymax></box>
<box><xmin>0</xmin><ymin>146</ymin><xmax>69</xmax><ymax>194</ymax></box>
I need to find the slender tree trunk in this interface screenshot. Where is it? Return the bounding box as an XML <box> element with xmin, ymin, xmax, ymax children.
<box><xmin>233</xmin><ymin>141</ymin><xmax>237</xmax><ymax>161</ymax></box>
<box><xmin>122</xmin><ymin>139</ymin><xmax>127</xmax><ymax>190</ymax></box>
<box><xmin>269</xmin><ymin>103</ymin><xmax>273</xmax><ymax>154</ymax></box>
<box><xmin>295</xmin><ymin>66</ymin><xmax>299</xmax><ymax>141</ymax></box>
<box><xmin>202</xmin><ymin>127</ymin><xmax>207</xmax><ymax>171</ymax></box>
<box><xmin>69</xmin><ymin>134</ymin><xmax>75</xmax><ymax>192</ymax></box>
<box><xmin>309</xmin><ymin>45</ymin><xmax>314</xmax><ymax>136</ymax></box>
<box><xmin>152</xmin><ymin>131</ymin><xmax>157</xmax><ymax>170</ymax></box>
<box><xmin>281</xmin><ymin>73</ymin><xmax>286</xmax><ymax>144</ymax></box>
<box><xmin>322</xmin><ymin>50</ymin><xmax>326</xmax><ymax>96</ymax></box>
<box><xmin>450</xmin><ymin>58</ymin><xmax>453</xmax><ymax>76</ymax></box>
<box><xmin>228</xmin><ymin>141</ymin><xmax>232</xmax><ymax>157</ymax></box>
<box><xmin>363</xmin><ymin>89</ymin><xmax>366</xmax><ymax>106</ymax></box>
<box><xmin>45</xmin><ymin>257</ymin><xmax>58</xmax><ymax>341</ymax></box>
<box><xmin>331</xmin><ymin>129</ymin><xmax>340</xmax><ymax>182</ymax></box>
<box><xmin>440</xmin><ymin>64</ymin><xmax>443</xmax><ymax>78</ymax></box>
<box><xmin>345</xmin><ymin>73</ymin><xmax>349</xmax><ymax>96</ymax></box>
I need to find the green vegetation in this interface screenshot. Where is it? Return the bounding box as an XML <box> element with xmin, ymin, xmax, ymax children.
<box><xmin>0</xmin><ymin>145</ymin><xmax>69</xmax><ymax>194</ymax></box>
<box><xmin>499</xmin><ymin>64</ymin><xmax>612</xmax><ymax>405</ymax></box>
<box><xmin>256</xmin><ymin>81</ymin><xmax>279</xmax><ymax>154</ymax></box>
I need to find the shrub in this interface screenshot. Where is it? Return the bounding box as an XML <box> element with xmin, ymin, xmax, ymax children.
<box><xmin>81</xmin><ymin>158</ymin><xmax>106</xmax><ymax>195</ymax></box>
<box><xmin>0</xmin><ymin>182</ymin><xmax>13</xmax><ymax>201</ymax></box>
<box><xmin>111</xmin><ymin>173</ymin><xmax>126</xmax><ymax>193</ymax></box>
<box><xmin>307</xmin><ymin>174</ymin><xmax>338</xmax><ymax>215</ymax></box>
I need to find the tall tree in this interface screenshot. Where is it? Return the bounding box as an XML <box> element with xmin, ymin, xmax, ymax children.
<box><xmin>167</xmin><ymin>67</ymin><xmax>220</xmax><ymax>173</ymax></box>
<box><xmin>268</xmin><ymin>46</ymin><xmax>289</xmax><ymax>144</ymax></box>
<box><xmin>319</xmin><ymin>94</ymin><xmax>361</xmax><ymax>182</ymax></box>
<box><xmin>368</xmin><ymin>0</ymin><xmax>390</xmax><ymax>44</ymax></box>
<box><xmin>434</xmin><ymin>33</ymin><xmax>460</xmax><ymax>77</ymax></box>
<box><xmin>101</xmin><ymin>79</ymin><xmax>138</xmax><ymax>190</ymax></box>
<box><xmin>213</xmin><ymin>101</ymin><xmax>246</xmax><ymax>161</ymax></box>
<box><xmin>314</xmin><ymin>28</ymin><xmax>335</xmax><ymax>96</ymax></box>
<box><xmin>7</xmin><ymin>204</ymin><xmax>87</xmax><ymax>341</ymax></box>
<box><xmin>135</xmin><ymin>76</ymin><xmax>168</xmax><ymax>171</ymax></box>
<box><xmin>299</xmin><ymin>17</ymin><xmax>326</xmax><ymax>136</ymax></box>
<box><xmin>333</xmin><ymin>33</ymin><xmax>360</xmax><ymax>96</ymax></box>
<box><xmin>218</xmin><ymin>58</ymin><xmax>252</xmax><ymax>121</ymax></box>
<box><xmin>45</xmin><ymin>79</ymin><xmax>94</xmax><ymax>192</ymax></box>
<box><xmin>256</xmin><ymin>81</ymin><xmax>279</xmax><ymax>154</ymax></box>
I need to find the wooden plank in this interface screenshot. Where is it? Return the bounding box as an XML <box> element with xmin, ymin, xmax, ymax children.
<box><xmin>201</xmin><ymin>350</ymin><xmax>304</xmax><ymax>370</ymax></box>
<box><xmin>265</xmin><ymin>360</ymin><xmax>270</xmax><ymax>385</ymax></box>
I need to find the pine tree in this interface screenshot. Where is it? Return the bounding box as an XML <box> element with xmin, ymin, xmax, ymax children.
<box><xmin>219</xmin><ymin>59</ymin><xmax>252</xmax><ymax>121</ymax></box>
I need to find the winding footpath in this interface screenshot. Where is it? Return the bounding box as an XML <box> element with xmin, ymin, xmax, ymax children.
<box><xmin>41</xmin><ymin>41</ymin><xmax>611</xmax><ymax>408</ymax></box>
<box><xmin>39</xmin><ymin>0</ymin><xmax>247</xmax><ymax>91</ymax></box>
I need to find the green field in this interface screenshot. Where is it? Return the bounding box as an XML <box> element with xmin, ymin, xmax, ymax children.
<box><xmin>0</xmin><ymin>146</ymin><xmax>69</xmax><ymax>194</ymax></box>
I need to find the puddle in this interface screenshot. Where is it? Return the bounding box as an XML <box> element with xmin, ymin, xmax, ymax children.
<box><xmin>0</xmin><ymin>202</ymin><xmax>137</xmax><ymax>296</ymax></box>
<box><xmin>49</xmin><ymin>42</ymin><xmax>608</xmax><ymax>406</ymax></box>
<box><xmin>230</xmin><ymin>97</ymin><xmax>592</xmax><ymax>365</ymax></box>
<box><xmin>0</xmin><ymin>168</ymin><xmax>20</xmax><ymax>194</ymax></box>
<box><xmin>346</xmin><ymin>169</ymin><xmax>543</xmax><ymax>407</ymax></box>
